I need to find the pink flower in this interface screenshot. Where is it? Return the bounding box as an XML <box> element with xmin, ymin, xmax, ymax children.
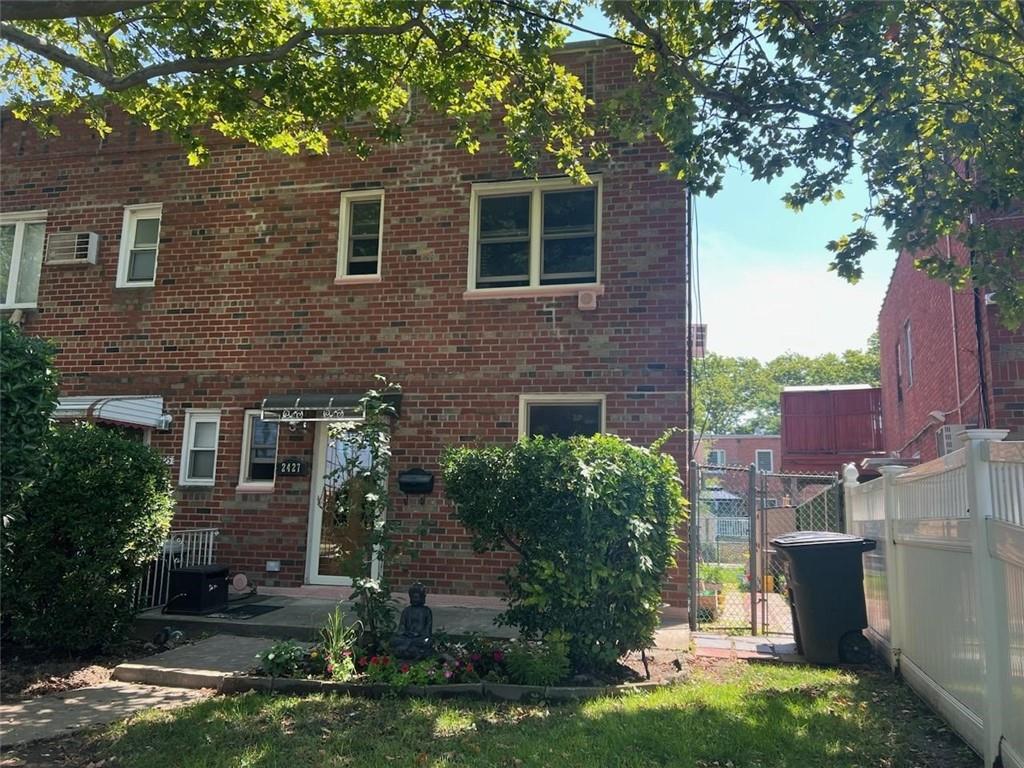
<box><xmin>444</xmin><ymin>669</ymin><xmax>453</xmax><ymax>679</ymax></box>
<box><xmin>471</xmin><ymin>653</ymin><xmax>481</xmax><ymax>662</ymax></box>
<box><xmin>400</xmin><ymin>663</ymin><xmax>410</xmax><ymax>673</ymax></box>
<box><xmin>493</xmin><ymin>650</ymin><xmax>504</xmax><ymax>662</ymax></box>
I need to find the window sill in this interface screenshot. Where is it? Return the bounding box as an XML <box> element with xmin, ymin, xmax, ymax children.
<box><xmin>1</xmin><ymin>304</ymin><xmax>38</xmax><ymax>311</ymax></box>
<box><xmin>463</xmin><ymin>283</ymin><xmax>604</xmax><ymax>301</ymax></box>
<box><xmin>179</xmin><ymin>481</ymin><xmax>215</xmax><ymax>489</ymax></box>
<box><xmin>334</xmin><ymin>274</ymin><xmax>382</xmax><ymax>286</ymax></box>
<box><xmin>116</xmin><ymin>282</ymin><xmax>155</xmax><ymax>289</ymax></box>
<box><xmin>236</xmin><ymin>482</ymin><xmax>275</xmax><ymax>494</ymax></box>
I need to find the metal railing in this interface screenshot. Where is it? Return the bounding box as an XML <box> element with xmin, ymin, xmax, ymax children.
<box><xmin>135</xmin><ymin>527</ymin><xmax>219</xmax><ymax>611</ymax></box>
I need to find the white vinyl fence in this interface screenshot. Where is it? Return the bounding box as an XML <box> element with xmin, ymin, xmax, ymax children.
<box><xmin>845</xmin><ymin>430</ymin><xmax>1024</xmax><ymax>768</ymax></box>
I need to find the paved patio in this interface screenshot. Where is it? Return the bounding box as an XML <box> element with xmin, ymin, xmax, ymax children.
<box><xmin>134</xmin><ymin>591</ymin><xmax>692</xmax><ymax>650</ymax></box>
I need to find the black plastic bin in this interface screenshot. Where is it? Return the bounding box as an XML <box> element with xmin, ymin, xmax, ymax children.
<box><xmin>771</xmin><ymin>532</ymin><xmax>876</xmax><ymax>664</ymax></box>
<box><xmin>164</xmin><ymin>565</ymin><xmax>228</xmax><ymax>615</ymax></box>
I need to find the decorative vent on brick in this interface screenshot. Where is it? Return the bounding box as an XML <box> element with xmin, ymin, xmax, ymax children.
<box><xmin>44</xmin><ymin>232</ymin><xmax>99</xmax><ymax>265</ymax></box>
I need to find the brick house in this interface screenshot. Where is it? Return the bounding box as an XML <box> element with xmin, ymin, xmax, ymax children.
<box><xmin>878</xmin><ymin>229</ymin><xmax>1024</xmax><ymax>463</ymax></box>
<box><xmin>697</xmin><ymin>434</ymin><xmax>779</xmax><ymax>474</ymax></box>
<box><xmin>0</xmin><ymin>42</ymin><xmax>690</xmax><ymax>610</ymax></box>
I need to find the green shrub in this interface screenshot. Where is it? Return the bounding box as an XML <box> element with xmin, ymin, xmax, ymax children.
<box><xmin>505</xmin><ymin>633</ymin><xmax>571</xmax><ymax>686</ymax></box>
<box><xmin>5</xmin><ymin>424</ymin><xmax>174</xmax><ymax>653</ymax></box>
<box><xmin>0</xmin><ymin>322</ymin><xmax>58</xmax><ymax>532</ymax></box>
<box><xmin>442</xmin><ymin>434</ymin><xmax>687</xmax><ymax>671</ymax></box>
<box><xmin>256</xmin><ymin>640</ymin><xmax>306</xmax><ymax>677</ymax></box>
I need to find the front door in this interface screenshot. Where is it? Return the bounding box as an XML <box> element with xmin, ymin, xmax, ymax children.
<box><xmin>306</xmin><ymin>423</ymin><xmax>380</xmax><ymax>585</ymax></box>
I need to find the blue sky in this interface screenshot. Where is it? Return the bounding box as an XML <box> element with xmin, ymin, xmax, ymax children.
<box><xmin>569</xmin><ymin>9</ymin><xmax>894</xmax><ymax>360</ymax></box>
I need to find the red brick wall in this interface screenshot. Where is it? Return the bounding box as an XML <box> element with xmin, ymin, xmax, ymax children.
<box><xmin>1</xmin><ymin>44</ymin><xmax>691</xmax><ymax>607</ymax></box>
<box><xmin>879</xmin><ymin>229</ymin><xmax>1024</xmax><ymax>460</ymax></box>
<box><xmin>697</xmin><ymin>435</ymin><xmax>780</xmax><ymax>470</ymax></box>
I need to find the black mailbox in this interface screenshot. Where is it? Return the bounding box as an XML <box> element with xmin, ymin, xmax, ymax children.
<box><xmin>398</xmin><ymin>467</ymin><xmax>434</xmax><ymax>494</ymax></box>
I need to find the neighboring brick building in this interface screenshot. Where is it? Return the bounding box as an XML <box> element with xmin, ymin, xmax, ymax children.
<box><xmin>0</xmin><ymin>41</ymin><xmax>691</xmax><ymax>609</ymax></box>
<box><xmin>697</xmin><ymin>434</ymin><xmax>779</xmax><ymax>473</ymax></box>
<box><xmin>879</xmin><ymin>229</ymin><xmax>1024</xmax><ymax>463</ymax></box>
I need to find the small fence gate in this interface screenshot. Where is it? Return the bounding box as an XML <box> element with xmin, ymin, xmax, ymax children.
<box><xmin>689</xmin><ymin>462</ymin><xmax>843</xmax><ymax>635</ymax></box>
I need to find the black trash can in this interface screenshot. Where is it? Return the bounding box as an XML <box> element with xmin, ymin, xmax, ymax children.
<box><xmin>164</xmin><ymin>565</ymin><xmax>229</xmax><ymax>615</ymax></box>
<box><xmin>771</xmin><ymin>532</ymin><xmax>876</xmax><ymax>664</ymax></box>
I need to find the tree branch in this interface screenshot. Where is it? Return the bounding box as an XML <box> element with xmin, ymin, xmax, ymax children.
<box><xmin>2</xmin><ymin>16</ymin><xmax>424</xmax><ymax>92</ymax></box>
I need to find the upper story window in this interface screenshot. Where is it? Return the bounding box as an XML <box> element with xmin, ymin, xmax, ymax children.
<box><xmin>519</xmin><ymin>394</ymin><xmax>604</xmax><ymax>439</ymax></box>
<box><xmin>706</xmin><ymin>449</ymin><xmax>726</xmax><ymax>467</ymax></box>
<box><xmin>756</xmin><ymin>449</ymin><xmax>773</xmax><ymax>473</ymax></box>
<box><xmin>0</xmin><ymin>210</ymin><xmax>46</xmax><ymax>309</ymax></box>
<box><xmin>180</xmin><ymin>408</ymin><xmax>220</xmax><ymax>486</ymax></box>
<box><xmin>468</xmin><ymin>178</ymin><xmax>601</xmax><ymax>293</ymax></box>
<box><xmin>903</xmin><ymin>320</ymin><xmax>914</xmax><ymax>388</ymax></box>
<box><xmin>336</xmin><ymin>190</ymin><xmax>384</xmax><ymax>283</ymax></box>
<box><xmin>238</xmin><ymin>410</ymin><xmax>279</xmax><ymax>490</ymax></box>
<box><xmin>895</xmin><ymin>341</ymin><xmax>904</xmax><ymax>403</ymax></box>
<box><xmin>117</xmin><ymin>204</ymin><xmax>162</xmax><ymax>288</ymax></box>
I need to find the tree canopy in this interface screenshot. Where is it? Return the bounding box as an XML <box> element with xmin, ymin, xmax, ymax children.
<box><xmin>2</xmin><ymin>1</ymin><xmax>1022</xmax><ymax>326</ymax></box>
<box><xmin>694</xmin><ymin>337</ymin><xmax>881</xmax><ymax>435</ymax></box>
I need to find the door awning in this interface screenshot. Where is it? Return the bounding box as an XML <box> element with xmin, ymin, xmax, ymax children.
<box><xmin>261</xmin><ymin>393</ymin><xmax>401</xmax><ymax>422</ymax></box>
<box><xmin>55</xmin><ymin>395</ymin><xmax>171</xmax><ymax>430</ymax></box>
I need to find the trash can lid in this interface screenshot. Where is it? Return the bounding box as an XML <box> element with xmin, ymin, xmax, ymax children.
<box><xmin>770</xmin><ymin>531</ymin><xmax>868</xmax><ymax>548</ymax></box>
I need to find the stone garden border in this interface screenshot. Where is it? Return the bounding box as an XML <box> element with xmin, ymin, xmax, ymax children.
<box><xmin>217</xmin><ymin>675</ymin><xmax>672</xmax><ymax>701</ymax></box>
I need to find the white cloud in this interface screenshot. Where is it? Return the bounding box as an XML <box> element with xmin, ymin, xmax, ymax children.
<box><xmin>696</xmin><ymin>230</ymin><xmax>894</xmax><ymax>360</ymax></box>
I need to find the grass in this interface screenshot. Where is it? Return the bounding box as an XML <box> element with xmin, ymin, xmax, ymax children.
<box><xmin>18</xmin><ymin>660</ymin><xmax>978</xmax><ymax>768</ymax></box>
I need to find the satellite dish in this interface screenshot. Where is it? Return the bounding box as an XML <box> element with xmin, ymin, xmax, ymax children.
<box><xmin>231</xmin><ymin>572</ymin><xmax>249</xmax><ymax>592</ymax></box>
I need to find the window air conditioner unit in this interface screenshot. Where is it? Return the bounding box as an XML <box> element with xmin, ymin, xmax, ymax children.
<box><xmin>936</xmin><ymin>424</ymin><xmax>967</xmax><ymax>457</ymax></box>
<box><xmin>44</xmin><ymin>232</ymin><xmax>99</xmax><ymax>265</ymax></box>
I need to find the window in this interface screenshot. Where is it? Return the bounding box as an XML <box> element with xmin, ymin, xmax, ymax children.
<box><xmin>180</xmin><ymin>409</ymin><xmax>220</xmax><ymax>486</ymax></box>
<box><xmin>763</xmin><ymin>498</ymin><xmax>779</xmax><ymax>509</ymax></box>
<box><xmin>518</xmin><ymin>394</ymin><xmax>605</xmax><ymax>438</ymax></box>
<box><xmin>238</xmin><ymin>410</ymin><xmax>279</xmax><ymax>489</ymax></box>
<box><xmin>706</xmin><ymin>449</ymin><xmax>726</xmax><ymax>467</ymax></box>
<box><xmin>117</xmin><ymin>204</ymin><xmax>162</xmax><ymax>287</ymax></box>
<box><xmin>0</xmin><ymin>210</ymin><xmax>46</xmax><ymax>309</ymax></box>
<box><xmin>469</xmin><ymin>178</ymin><xmax>601</xmax><ymax>292</ymax></box>
<box><xmin>336</xmin><ymin>190</ymin><xmax>384</xmax><ymax>281</ymax></box>
<box><xmin>895</xmin><ymin>341</ymin><xmax>904</xmax><ymax>403</ymax></box>
<box><xmin>903</xmin><ymin>320</ymin><xmax>914</xmax><ymax>387</ymax></box>
<box><xmin>756</xmin><ymin>449</ymin><xmax>773</xmax><ymax>473</ymax></box>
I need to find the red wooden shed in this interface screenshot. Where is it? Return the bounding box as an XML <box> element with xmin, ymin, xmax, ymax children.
<box><xmin>780</xmin><ymin>385</ymin><xmax>886</xmax><ymax>475</ymax></box>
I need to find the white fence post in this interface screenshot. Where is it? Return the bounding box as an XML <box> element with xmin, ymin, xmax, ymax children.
<box><xmin>879</xmin><ymin>464</ymin><xmax>908</xmax><ymax>672</ymax></box>
<box><xmin>964</xmin><ymin>428</ymin><xmax>1010</xmax><ymax>768</ymax></box>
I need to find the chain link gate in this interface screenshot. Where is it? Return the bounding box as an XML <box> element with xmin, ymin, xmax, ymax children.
<box><xmin>690</xmin><ymin>462</ymin><xmax>843</xmax><ymax>635</ymax></box>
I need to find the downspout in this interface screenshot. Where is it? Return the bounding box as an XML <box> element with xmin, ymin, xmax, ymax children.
<box><xmin>970</xmin><ymin>249</ymin><xmax>992</xmax><ymax>429</ymax></box>
<box><xmin>946</xmin><ymin>236</ymin><xmax>964</xmax><ymax>424</ymax></box>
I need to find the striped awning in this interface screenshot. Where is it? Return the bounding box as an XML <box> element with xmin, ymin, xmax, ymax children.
<box><xmin>55</xmin><ymin>395</ymin><xmax>171</xmax><ymax>430</ymax></box>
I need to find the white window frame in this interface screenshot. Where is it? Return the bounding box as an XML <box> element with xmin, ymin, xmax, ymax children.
<box><xmin>517</xmin><ymin>393</ymin><xmax>606</xmax><ymax>438</ymax></box>
<box><xmin>179</xmin><ymin>409</ymin><xmax>221</xmax><ymax>486</ymax></box>
<box><xmin>467</xmin><ymin>176</ymin><xmax>602</xmax><ymax>297</ymax></box>
<box><xmin>0</xmin><ymin>209</ymin><xmax>47</xmax><ymax>309</ymax></box>
<box><xmin>336</xmin><ymin>189</ymin><xmax>384</xmax><ymax>284</ymax></box>
<box><xmin>755</xmin><ymin>449</ymin><xmax>774</xmax><ymax>473</ymax></box>
<box><xmin>903</xmin><ymin>319</ymin><xmax>914</xmax><ymax>387</ymax></box>
<box><xmin>707</xmin><ymin>449</ymin><xmax>726</xmax><ymax>467</ymax></box>
<box><xmin>116</xmin><ymin>203</ymin><xmax>162</xmax><ymax>288</ymax></box>
<box><xmin>237</xmin><ymin>409</ymin><xmax>280</xmax><ymax>492</ymax></box>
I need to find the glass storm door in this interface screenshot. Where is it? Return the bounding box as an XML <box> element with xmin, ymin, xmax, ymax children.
<box><xmin>307</xmin><ymin>424</ymin><xmax>381</xmax><ymax>585</ymax></box>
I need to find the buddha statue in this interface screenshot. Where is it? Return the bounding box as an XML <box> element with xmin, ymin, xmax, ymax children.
<box><xmin>391</xmin><ymin>582</ymin><xmax>433</xmax><ymax>660</ymax></box>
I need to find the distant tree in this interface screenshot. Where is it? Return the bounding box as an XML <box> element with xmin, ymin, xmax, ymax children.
<box><xmin>694</xmin><ymin>337</ymin><xmax>880</xmax><ymax>435</ymax></box>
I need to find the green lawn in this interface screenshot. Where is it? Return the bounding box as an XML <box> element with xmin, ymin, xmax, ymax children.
<box><xmin>37</xmin><ymin>661</ymin><xmax>977</xmax><ymax>768</ymax></box>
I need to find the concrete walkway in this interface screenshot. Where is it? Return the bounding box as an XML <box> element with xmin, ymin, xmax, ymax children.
<box><xmin>0</xmin><ymin>682</ymin><xmax>207</xmax><ymax>746</ymax></box>
<box><xmin>134</xmin><ymin>593</ymin><xmax>692</xmax><ymax>650</ymax></box>
<box><xmin>692</xmin><ymin>632</ymin><xmax>800</xmax><ymax>662</ymax></box>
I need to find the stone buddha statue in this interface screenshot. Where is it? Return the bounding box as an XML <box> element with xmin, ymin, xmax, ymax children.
<box><xmin>391</xmin><ymin>582</ymin><xmax>433</xmax><ymax>660</ymax></box>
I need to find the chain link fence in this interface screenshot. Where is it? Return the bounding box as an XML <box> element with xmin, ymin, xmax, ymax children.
<box><xmin>692</xmin><ymin>463</ymin><xmax>842</xmax><ymax>636</ymax></box>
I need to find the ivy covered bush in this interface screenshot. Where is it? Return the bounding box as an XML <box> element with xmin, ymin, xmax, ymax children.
<box><xmin>5</xmin><ymin>424</ymin><xmax>174</xmax><ymax>653</ymax></box>
<box><xmin>442</xmin><ymin>434</ymin><xmax>687</xmax><ymax>671</ymax></box>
